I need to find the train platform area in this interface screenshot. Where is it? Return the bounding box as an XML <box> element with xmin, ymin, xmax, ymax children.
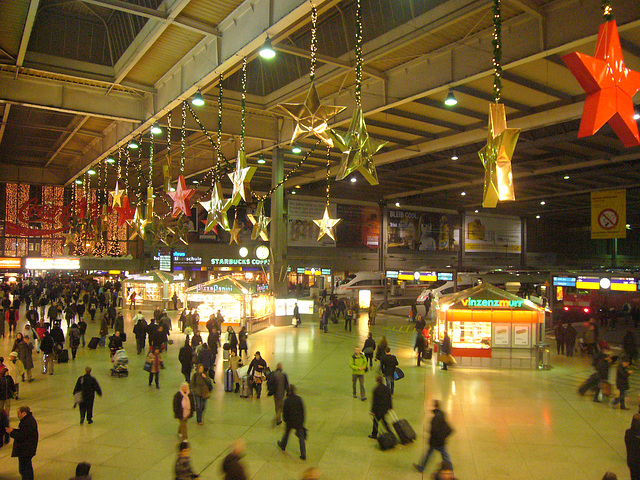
<box><xmin>0</xmin><ymin>307</ymin><xmax>634</xmax><ymax>480</ymax></box>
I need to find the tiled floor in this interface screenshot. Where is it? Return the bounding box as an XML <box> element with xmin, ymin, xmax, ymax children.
<box><xmin>0</xmin><ymin>308</ymin><xmax>634</xmax><ymax>480</ymax></box>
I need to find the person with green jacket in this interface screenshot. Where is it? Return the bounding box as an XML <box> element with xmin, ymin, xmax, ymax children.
<box><xmin>350</xmin><ymin>347</ymin><xmax>368</xmax><ymax>401</ymax></box>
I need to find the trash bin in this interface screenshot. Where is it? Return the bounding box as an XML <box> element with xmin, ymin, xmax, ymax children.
<box><xmin>537</xmin><ymin>343</ymin><xmax>551</xmax><ymax>370</ymax></box>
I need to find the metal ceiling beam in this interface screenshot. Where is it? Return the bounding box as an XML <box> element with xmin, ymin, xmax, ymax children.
<box><xmin>413</xmin><ymin>98</ymin><xmax>486</xmax><ymax>121</ymax></box>
<box><xmin>385</xmin><ymin>108</ymin><xmax>465</xmax><ymax>132</ymax></box>
<box><xmin>620</xmin><ymin>38</ymin><xmax>640</xmax><ymax>59</ymax></box>
<box><xmin>503</xmin><ymin>0</ymin><xmax>544</xmax><ymax>20</ymax></box>
<box><xmin>0</xmin><ymin>105</ymin><xmax>10</xmax><ymax>150</ymax></box>
<box><xmin>365</xmin><ymin>119</ymin><xmax>436</xmax><ymax>140</ymax></box>
<box><xmin>0</xmin><ymin>121</ymin><xmax>102</xmax><ymax>139</ymax></box>
<box><xmin>44</xmin><ymin>115</ymin><xmax>91</xmax><ymax>167</ymax></box>
<box><xmin>501</xmin><ymin>71</ymin><xmax>573</xmax><ymax>101</ymax></box>
<box><xmin>81</xmin><ymin>0</ymin><xmax>220</xmax><ymax>37</ymax></box>
<box><xmin>15</xmin><ymin>0</ymin><xmax>40</xmax><ymax>68</ymax></box>
<box><xmin>112</xmin><ymin>0</ymin><xmax>195</xmax><ymax>85</ymax></box>
<box><xmin>455</xmin><ymin>85</ymin><xmax>532</xmax><ymax>113</ymax></box>
<box><xmin>274</xmin><ymin>43</ymin><xmax>386</xmax><ymax>81</ymax></box>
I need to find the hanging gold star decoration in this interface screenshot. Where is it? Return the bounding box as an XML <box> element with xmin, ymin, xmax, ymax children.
<box><xmin>128</xmin><ymin>207</ymin><xmax>151</xmax><ymax>240</ymax></box>
<box><xmin>110</xmin><ymin>182</ymin><xmax>124</xmax><ymax>208</ymax></box>
<box><xmin>200</xmin><ymin>182</ymin><xmax>231</xmax><ymax>233</ymax></box>
<box><xmin>228</xmin><ymin>150</ymin><xmax>256</xmax><ymax>206</ymax></box>
<box><xmin>229</xmin><ymin>218</ymin><xmax>242</xmax><ymax>245</ymax></box>
<box><xmin>313</xmin><ymin>206</ymin><xmax>341</xmax><ymax>241</ymax></box>
<box><xmin>478</xmin><ymin>103</ymin><xmax>520</xmax><ymax>208</ymax></box>
<box><xmin>63</xmin><ymin>233</ymin><xmax>78</xmax><ymax>248</ymax></box>
<box><xmin>278</xmin><ymin>82</ymin><xmax>346</xmax><ymax>147</ymax></box>
<box><xmin>247</xmin><ymin>201</ymin><xmax>271</xmax><ymax>241</ymax></box>
<box><xmin>328</xmin><ymin>107</ymin><xmax>386</xmax><ymax>185</ymax></box>
<box><xmin>165</xmin><ymin>218</ymin><xmax>189</xmax><ymax>246</ymax></box>
<box><xmin>145</xmin><ymin>187</ymin><xmax>155</xmax><ymax>222</ymax></box>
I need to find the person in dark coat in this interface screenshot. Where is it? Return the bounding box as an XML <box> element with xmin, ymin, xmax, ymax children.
<box><xmin>179</xmin><ymin>337</ymin><xmax>194</xmax><ymax>383</ymax></box>
<box><xmin>40</xmin><ymin>331</ymin><xmax>55</xmax><ymax>375</ymax></box>
<box><xmin>247</xmin><ymin>351</ymin><xmax>268</xmax><ymax>398</ymax></box>
<box><xmin>77</xmin><ymin>318</ymin><xmax>87</xmax><ymax>348</ymax></box>
<box><xmin>623</xmin><ymin>330</ymin><xmax>638</xmax><ymax>364</ymax></box>
<box><xmin>441</xmin><ymin>331</ymin><xmax>453</xmax><ymax>370</ymax></box>
<box><xmin>380</xmin><ymin>347</ymin><xmax>398</xmax><ymax>394</ymax></box>
<box><xmin>108</xmin><ymin>331</ymin><xmax>123</xmax><ymax>353</ymax></box>
<box><xmin>611</xmin><ymin>357</ymin><xmax>632</xmax><ymax>409</ymax></box>
<box><xmin>222</xmin><ymin>439</ymin><xmax>247</xmax><ymax>480</ymax></box>
<box><xmin>173</xmin><ymin>382</ymin><xmax>195</xmax><ymax>440</ymax></box>
<box><xmin>414</xmin><ymin>332</ymin><xmax>427</xmax><ymax>366</ymax></box>
<box><xmin>625</xmin><ymin>414</ymin><xmax>640</xmax><ymax>480</ymax></box>
<box><xmin>237</xmin><ymin>327</ymin><xmax>248</xmax><ymax>360</ymax></box>
<box><xmin>50</xmin><ymin>324</ymin><xmax>65</xmax><ymax>349</ymax></box>
<box><xmin>227</xmin><ymin>327</ymin><xmax>238</xmax><ymax>351</ymax></box>
<box><xmin>6</xmin><ymin>405</ymin><xmax>38</xmax><ymax>480</ymax></box>
<box><xmin>113</xmin><ymin>313</ymin><xmax>124</xmax><ymax>336</ymax></box>
<box><xmin>564</xmin><ymin>323</ymin><xmax>578</xmax><ymax>357</ymax></box>
<box><xmin>363</xmin><ymin>333</ymin><xmax>376</xmax><ymax>367</ymax></box>
<box><xmin>268</xmin><ymin>363</ymin><xmax>289</xmax><ymax>425</ymax></box>
<box><xmin>277</xmin><ymin>385</ymin><xmax>306</xmax><ymax>460</ymax></box>
<box><xmin>369</xmin><ymin>375</ymin><xmax>392</xmax><ymax>439</ymax></box>
<box><xmin>414</xmin><ymin>400</ymin><xmax>454</xmax><ymax>473</ymax></box>
<box><xmin>133</xmin><ymin>315</ymin><xmax>147</xmax><ymax>355</ymax></box>
<box><xmin>73</xmin><ymin>367</ymin><xmax>102</xmax><ymax>424</ymax></box>
<box><xmin>151</xmin><ymin>325</ymin><xmax>168</xmax><ymax>351</ymax></box>
<box><xmin>68</xmin><ymin>323</ymin><xmax>81</xmax><ymax>360</ymax></box>
<box><xmin>0</xmin><ymin>367</ymin><xmax>16</xmax><ymax>414</ymax></box>
<box><xmin>554</xmin><ymin>323</ymin><xmax>566</xmax><ymax>355</ymax></box>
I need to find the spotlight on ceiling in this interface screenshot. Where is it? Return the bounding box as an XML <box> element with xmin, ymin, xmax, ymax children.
<box><xmin>451</xmin><ymin>154</ymin><xmax>459</xmax><ymax>161</ymax></box>
<box><xmin>169</xmin><ymin>187</ymin><xmax>176</xmax><ymax>192</ymax></box>
<box><xmin>635</xmin><ymin>112</ymin><xmax>640</xmax><ymax>120</ymax></box>
<box><xmin>295</xmin><ymin>185</ymin><xmax>301</xmax><ymax>189</ymax></box>
<box><xmin>563</xmin><ymin>174</ymin><xmax>570</xmax><ymax>180</ymax></box>
<box><xmin>536</xmin><ymin>215</ymin><xmax>541</xmax><ymax>219</ymax></box>
<box><xmin>105</xmin><ymin>157</ymin><xmax>115</xmax><ymax>164</ymax></box>
<box><xmin>474</xmin><ymin>209</ymin><xmax>479</xmax><ymax>213</ymax></box>
<box><xmin>259</xmin><ymin>37</ymin><xmax>276</xmax><ymax>59</ymax></box>
<box><xmin>151</xmin><ymin>122</ymin><xmax>162</xmax><ymax>135</ymax></box>
<box><xmin>128</xmin><ymin>139</ymin><xmax>139</xmax><ymax>149</ymax></box>
<box><xmin>292</xmin><ymin>146</ymin><xmax>302</xmax><ymax>154</ymax></box>
<box><xmin>540</xmin><ymin>201</ymin><xmax>546</xmax><ymax>205</ymax></box>
<box><xmin>395</xmin><ymin>202</ymin><xmax>400</xmax><ymax>207</ymax></box>
<box><xmin>87</xmin><ymin>169</ymin><xmax>96</xmax><ymax>175</ymax></box>
<box><xmin>461</xmin><ymin>191</ymin><xmax>466</xmax><ymax>196</ymax></box>
<box><xmin>75</xmin><ymin>179</ymin><xmax>83</xmax><ymax>185</ymax></box>
<box><xmin>291</xmin><ymin>190</ymin><xmax>297</xmax><ymax>195</ymax></box>
<box><xmin>257</xmin><ymin>155</ymin><xmax>266</xmax><ymax>165</ymax></box>
<box><xmin>350</xmin><ymin>177</ymin><xmax>357</xmax><ymax>183</ymax></box>
<box><xmin>192</xmin><ymin>180</ymin><xmax>199</xmax><ymax>184</ymax></box>
<box><xmin>444</xmin><ymin>90</ymin><xmax>458</xmax><ymax>107</ymax></box>
<box><xmin>191</xmin><ymin>90</ymin><xmax>205</xmax><ymax>106</ymax></box>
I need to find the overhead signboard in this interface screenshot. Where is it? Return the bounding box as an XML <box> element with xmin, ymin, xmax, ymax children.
<box><xmin>0</xmin><ymin>258</ymin><xmax>21</xmax><ymax>269</ymax></box>
<box><xmin>611</xmin><ymin>277</ymin><xmax>637</xmax><ymax>292</ymax></box>
<box><xmin>591</xmin><ymin>189</ymin><xmax>626</xmax><ymax>239</ymax></box>
<box><xmin>398</xmin><ymin>271</ymin><xmax>437</xmax><ymax>281</ymax></box>
<box><xmin>24</xmin><ymin>258</ymin><xmax>80</xmax><ymax>270</ymax></box>
<box><xmin>464</xmin><ymin>213</ymin><xmax>521</xmax><ymax>253</ymax></box>
<box><xmin>576</xmin><ymin>276</ymin><xmax>600</xmax><ymax>289</ymax></box>
<box><xmin>158</xmin><ymin>253</ymin><xmax>172</xmax><ymax>273</ymax></box>
<box><xmin>437</xmin><ymin>272</ymin><xmax>454</xmax><ymax>281</ymax></box>
<box><xmin>386</xmin><ymin>270</ymin><xmax>399</xmax><ymax>279</ymax></box>
<box><xmin>553</xmin><ymin>276</ymin><xmax>577</xmax><ymax>287</ymax></box>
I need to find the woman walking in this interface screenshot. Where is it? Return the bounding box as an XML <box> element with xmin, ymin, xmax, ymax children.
<box><xmin>190</xmin><ymin>364</ymin><xmax>213</xmax><ymax>425</ymax></box>
<box><xmin>146</xmin><ymin>347</ymin><xmax>163</xmax><ymax>389</ymax></box>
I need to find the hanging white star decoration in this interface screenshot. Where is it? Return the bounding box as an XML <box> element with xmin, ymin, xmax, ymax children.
<box><xmin>313</xmin><ymin>206</ymin><xmax>341</xmax><ymax>241</ymax></box>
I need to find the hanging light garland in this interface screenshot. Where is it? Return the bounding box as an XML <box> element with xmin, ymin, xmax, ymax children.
<box><xmin>602</xmin><ymin>0</ymin><xmax>613</xmax><ymax>21</ymax></box>
<box><xmin>164</xmin><ymin>111</ymin><xmax>172</xmax><ymax>191</ymax></box>
<box><xmin>477</xmin><ymin>0</ymin><xmax>520</xmax><ymax>208</ymax></box>
<box><xmin>166</xmin><ymin>101</ymin><xmax>196</xmax><ymax>218</ymax></box>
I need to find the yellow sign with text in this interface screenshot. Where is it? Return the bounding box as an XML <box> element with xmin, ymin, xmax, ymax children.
<box><xmin>591</xmin><ymin>189</ymin><xmax>626</xmax><ymax>239</ymax></box>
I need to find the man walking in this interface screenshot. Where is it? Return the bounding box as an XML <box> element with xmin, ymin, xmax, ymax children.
<box><xmin>349</xmin><ymin>347</ymin><xmax>367</xmax><ymax>401</ymax></box>
<box><xmin>277</xmin><ymin>385</ymin><xmax>307</xmax><ymax>460</ymax></box>
<box><xmin>268</xmin><ymin>363</ymin><xmax>289</xmax><ymax>425</ymax></box>
<box><xmin>554</xmin><ymin>323</ymin><xmax>566</xmax><ymax>355</ymax></box>
<box><xmin>5</xmin><ymin>405</ymin><xmax>38</xmax><ymax>480</ymax></box>
<box><xmin>565</xmin><ymin>323</ymin><xmax>577</xmax><ymax>357</ymax></box>
<box><xmin>73</xmin><ymin>366</ymin><xmax>102</xmax><ymax>424</ymax></box>
<box><xmin>414</xmin><ymin>400</ymin><xmax>453</xmax><ymax>473</ymax></box>
<box><xmin>380</xmin><ymin>347</ymin><xmax>398</xmax><ymax>394</ymax></box>
<box><xmin>369</xmin><ymin>375</ymin><xmax>392</xmax><ymax>439</ymax></box>
<box><xmin>133</xmin><ymin>312</ymin><xmax>147</xmax><ymax>354</ymax></box>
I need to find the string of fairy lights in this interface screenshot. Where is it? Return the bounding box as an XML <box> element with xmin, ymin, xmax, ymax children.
<box><xmin>492</xmin><ymin>0</ymin><xmax>502</xmax><ymax>104</ymax></box>
<box><xmin>180</xmin><ymin>102</ymin><xmax>187</xmax><ymax>175</ymax></box>
<box><xmin>240</xmin><ymin>57</ymin><xmax>247</xmax><ymax>153</ymax></box>
<box><xmin>354</xmin><ymin>0</ymin><xmax>363</xmax><ymax>107</ymax></box>
<box><xmin>602</xmin><ymin>0</ymin><xmax>613</xmax><ymax>20</ymax></box>
<box><xmin>310</xmin><ymin>4</ymin><xmax>317</xmax><ymax>82</ymax></box>
<box><xmin>324</xmin><ymin>145</ymin><xmax>332</xmax><ymax>208</ymax></box>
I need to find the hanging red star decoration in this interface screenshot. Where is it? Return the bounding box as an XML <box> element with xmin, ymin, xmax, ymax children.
<box><xmin>167</xmin><ymin>174</ymin><xmax>196</xmax><ymax>217</ymax></box>
<box><xmin>562</xmin><ymin>20</ymin><xmax>640</xmax><ymax>147</ymax></box>
<box><xmin>114</xmin><ymin>196</ymin><xmax>136</xmax><ymax>227</ymax></box>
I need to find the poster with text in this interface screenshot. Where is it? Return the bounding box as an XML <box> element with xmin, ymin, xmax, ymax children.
<box><xmin>287</xmin><ymin>199</ymin><xmax>337</xmax><ymax>247</ymax></box>
<box><xmin>387</xmin><ymin>209</ymin><xmax>458</xmax><ymax>252</ymax></box>
<box><xmin>493</xmin><ymin>324</ymin><xmax>510</xmax><ymax>346</ymax></box>
<box><xmin>464</xmin><ymin>213</ymin><xmax>521</xmax><ymax>253</ymax></box>
<box><xmin>336</xmin><ymin>204</ymin><xmax>380</xmax><ymax>248</ymax></box>
<box><xmin>513</xmin><ymin>324</ymin><xmax>530</xmax><ymax>347</ymax></box>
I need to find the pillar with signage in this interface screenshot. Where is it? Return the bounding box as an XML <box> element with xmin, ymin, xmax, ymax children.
<box><xmin>435</xmin><ymin>283</ymin><xmax>545</xmax><ymax>369</ymax></box>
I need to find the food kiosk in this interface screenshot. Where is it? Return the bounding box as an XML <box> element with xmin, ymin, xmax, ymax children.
<box><xmin>123</xmin><ymin>270</ymin><xmax>186</xmax><ymax>308</ymax></box>
<box><xmin>183</xmin><ymin>276</ymin><xmax>274</xmax><ymax>332</ymax></box>
<box><xmin>434</xmin><ymin>283</ymin><xmax>545</xmax><ymax>368</ymax></box>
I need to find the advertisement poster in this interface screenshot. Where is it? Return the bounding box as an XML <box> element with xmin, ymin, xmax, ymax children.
<box><xmin>513</xmin><ymin>324</ymin><xmax>530</xmax><ymax>347</ymax></box>
<box><xmin>387</xmin><ymin>209</ymin><xmax>458</xmax><ymax>252</ymax></box>
<box><xmin>464</xmin><ymin>213</ymin><xmax>521</xmax><ymax>253</ymax></box>
<box><xmin>336</xmin><ymin>204</ymin><xmax>380</xmax><ymax>248</ymax></box>
<box><xmin>591</xmin><ymin>189</ymin><xmax>626</xmax><ymax>239</ymax></box>
<box><xmin>493</xmin><ymin>324</ymin><xmax>510</xmax><ymax>346</ymax></box>
<box><xmin>287</xmin><ymin>199</ymin><xmax>337</xmax><ymax>247</ymax></box>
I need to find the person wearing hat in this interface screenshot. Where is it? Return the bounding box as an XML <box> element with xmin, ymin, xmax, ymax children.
<box><xmin>69</xmin><ymin>462</ymin><xmax>91</xmax><ymax>480</ymax></box>
<box><xmin>247</xmin><ymin>351</ymin><xmax>268</xmax><ymax>398</ymax></box>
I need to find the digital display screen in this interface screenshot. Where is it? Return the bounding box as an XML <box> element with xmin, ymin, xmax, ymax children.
<box><xmin>553</xmin><ymin>276</ymin><xmax>576</xmax><ymax>287</ymax></box>
<box><xmin>158</xmin><ymin>253</ymin><xmax>172</xmax><ymax>272</ymax></box>
<box><xmin>611</xmin><ymin>277</ymin><xmax>637</xmax><ymax>292</ymax></box>
<box><xmin>437</xmin><ymin>272</ymin><xmax>454</xmax><ymax>281</ymax></box>
<box><xmin>576</xmin><ymin>276</ymin><xmax>600</xmax><ymax>289</ymax></box>
<box><xmin>386</xmin><ymin>270</ymin><xmax>399</xmax><ymax>279</ymax></box>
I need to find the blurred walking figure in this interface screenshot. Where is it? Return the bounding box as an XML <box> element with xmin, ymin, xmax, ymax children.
<box><xmin>414</xmin><ymin>400</ymin><xmax>454</xmax><ymax>473</ymax></box>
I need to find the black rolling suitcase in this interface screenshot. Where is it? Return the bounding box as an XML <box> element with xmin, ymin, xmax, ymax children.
<box><xmin>57</xmin><ymin>349</ymin><xmax>69</xmax><ymax>363</ymax></box>
<box><xmin>88</xmin><ymin>337</ymin><xmax>100</xmax><ymax>349</ymax></box>
<box><xmin>377</xmin><ymin>432</ymin><xmax>397</xmax><ymax>450</ymax></box>
<box><xmin>424</xmin><ymin>347</ymin><xmax>433</xmax><ymax>360</ymax></box>
<box><xmin>390</xmin><ymin>411</ymin><xmax>416</xmax><ymax>444</ymax></box>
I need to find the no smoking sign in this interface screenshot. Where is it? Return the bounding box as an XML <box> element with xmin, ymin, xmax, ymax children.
<box><xmin>598</xmin><ymin>208</ymin><xmax>619</xmax><ymax>230</ymax></box>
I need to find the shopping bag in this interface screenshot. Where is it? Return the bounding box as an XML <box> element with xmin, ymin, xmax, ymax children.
<box><xmin>393</xmin><ymin>368</ymin><xmax>405</xmax><ymax>381</ymax></box>
<box><xmin>143</xmin><ymin>361</ymin><xmax>152</xmax><ymax>372</ymax></box>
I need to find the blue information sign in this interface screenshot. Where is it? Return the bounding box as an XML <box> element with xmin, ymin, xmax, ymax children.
<box><xmin>553</xmin><ymin>276</ymin><xmax>576</xmax><ymax>287</ymax></box>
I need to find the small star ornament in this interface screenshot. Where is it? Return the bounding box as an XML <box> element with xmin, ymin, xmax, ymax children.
<box><xmin>278</xmin><ymin>82</ymin><xmax>346</xmax><ymax>147</ymax></box>
<box><xmin>110</xmin><ymin>182</ymin><xmax>124</xmax><ymax>208</ymax></box>
<box><xmin>114</xmin><ymin>196</ymin><xmax>136</xmax><ymax>226</ymax></box>
<box><xmin>128</xmin><ymin>207</ymin><xmax>150</xmax><ymax>240</ymax></box>
<box><xmin>167</xmin><ymin>175</ymin><xmax>196</xmax><ymax>217</ymax></box>
<box><xmin>247</xmin><ymin>201</ymin><xmax>271</xmax><ymax>241</ymax></box>
<box><xmin>478</xmin><ymin>103</ymin><xmax>520</xmax><ymax>208</ymax></box>
<box><xmin>200</xmin><ymin>183</ymin><xmax>231</xmax><ymax>232</ymax></box>
<box><xmin>229</xmin><ymin>218</ymin><xmax>242</xmax><ymax>245</ymax></box>
<box><xmin>228</xmin><ymin>150</ymin><xmax>256</xmax><ymax>206</ymax></box>
<box><xmin>63</xmin><ymin>233</ymin><xmax>77</xmax><ymax>248</ymax></box>
<box><xmin>562</xmin><ymin>20</ymin><xmax>640</xmax><ymax>147</ymax></box>
<box><xmin>328</xmin><ymin>107</ymin><xmax>386</xmax><ymax>185</ymax></box>
<box><xmin>313</xmin><ymin>206</ymin><xmax>341</xmax><ymax>241</ymax></box>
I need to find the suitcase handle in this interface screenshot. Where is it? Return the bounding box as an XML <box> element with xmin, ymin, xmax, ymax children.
<box><xmin>388</xmin><ymin>410</ymin><xmax>399</xmax><ymax>423</ymax></box>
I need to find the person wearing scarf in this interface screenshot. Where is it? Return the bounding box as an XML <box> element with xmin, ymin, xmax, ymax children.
<box><xmin>173</xmin><ymin>382</ymin><xmax>194</xmax><ymax>439</ymax></box>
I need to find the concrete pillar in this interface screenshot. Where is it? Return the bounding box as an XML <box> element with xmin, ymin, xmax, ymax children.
<box><xmin>269</xmin><ymin>147</ymin><xmax>288</xmax><ymax>297</ymax></box>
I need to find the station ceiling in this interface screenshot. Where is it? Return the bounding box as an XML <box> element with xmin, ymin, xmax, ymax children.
<box><xmin>0</xmin><ymin>0</ymin><xmax>639</xmax><ymax>226</ymax></box>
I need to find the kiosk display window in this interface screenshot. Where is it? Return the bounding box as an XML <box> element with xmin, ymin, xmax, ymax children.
<box><xmin>493</xmin><ymin>324</ymin><xmax>511</xmax><ymax>346</ymax></box>
<box><xmin>513</xmin><ymin>324</ymin><xmax>531</xmax><ymax>347</ymax></box>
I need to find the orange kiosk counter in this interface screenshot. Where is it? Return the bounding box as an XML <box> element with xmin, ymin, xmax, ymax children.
<box><xmin>435</xmin><ymin>283</ymin><xmax>545</xmax><ymax>369</ymax></box>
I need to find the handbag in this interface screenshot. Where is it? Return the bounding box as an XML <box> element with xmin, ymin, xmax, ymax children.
<box><xmin>143</xmin><ymin>361</ymin><xmax>152</xmax><ymax>372</ymax></box>
<box><xmin>393</xmin><ymin>368</ymin><xmax>405</xmax><ymax>381</ymax></box>
<box><xmin>73</xmin><ymin>391</ymin><xmax>83</xmax><ymax>405</ymax></box>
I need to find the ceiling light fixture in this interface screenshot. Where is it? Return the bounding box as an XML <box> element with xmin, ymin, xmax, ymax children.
<box><xmin>257</xmin><ymin>155</ymin><xmax>266</xmax><ymax>165</ymax></box>
<box><xmin>87</xmin><ymin>169</ymin><xmax>96</xmax><ymax>175</ymax></box>
<box><xmin>444</xmin><ymin>90</ymin><xmax>458</xmax><ymax>107</ymax></box>
<box><xmin>536</xmin><ymin>215</ymin><xmax>541</xmax><ymax>219</ymax></box>
<box><xmin>191</xmin><ymin>90</ymin><xmax>205</xmax><ymax>106</ymax></box>
<box><xmin>540</xmin><ymin>201</ymin><xmax>546</xmax><ymax>205</ymax></box>
<box><xmin>635</xmin><ymin>112</ymin><xmax>640</xmax><ymax>120</ymax></box>
<box><xmin>461</xmin><ymin>191</ymin><xmax>466</xmax><ymax>196</ymax></box>
<box><xmin>292</xmin><ymin>146</ymin><xmax>302</xmax><ymax>154</ymax></box>
<box><xmin>295</xmin><ymin>185</ymin><xmax>301</xmax><ymax>189</ymax></box>
<box><xmin>151</xmin><ymin>122</ymin><xmax>162</xmax><ymax>135</ymax></box>
<box><xmin>291</xmin><ymin>190</ymin><xmax>297</xmax><ymax>195</ymax></box>
<box><xmin>451</xmin><ymin>154</ymin><xmax>459</xmax><ymax>161</ymax></box>
<box><xmin>192</xmin><ymin>180</ymin><xmax>199</xmax><ymax>184</ymax></box>
<box><xmin>563</xmin><ymin>174</ymin><xmax>570</xmax><ymax>180</ymax></box>
<box><xmin>106</xmin><ymin>157</ymin><xmax>115</xmax><ymax>164</ymax></box>
<box><xmin>259</xmin><ymin>37</ymin><xmax>276</xmax><ymax>59</ymax></box>
<box><xmin>350</xmin><ymin>177</ymin><xmax>357</xmax><ymax>183</ymax></box>
<box><xmin>128</xmin><ymin>139</ymin><xmax>139</xmax><ymax>149</ymax></box>
<box><xmin>75</xmin><ymin>179</ymin><xmax>83</xmax><ymax>185</ymax></box>
<box><xmin>395</xmin><ymin>202</ymin><xmax>400</xmax><ymax>207</ymax></box>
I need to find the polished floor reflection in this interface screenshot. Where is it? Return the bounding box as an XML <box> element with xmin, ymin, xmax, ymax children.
<box><xmin>0</xmin><ymin>308</ymin><xmax>633</xmax><ymax>480</ymax></box>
